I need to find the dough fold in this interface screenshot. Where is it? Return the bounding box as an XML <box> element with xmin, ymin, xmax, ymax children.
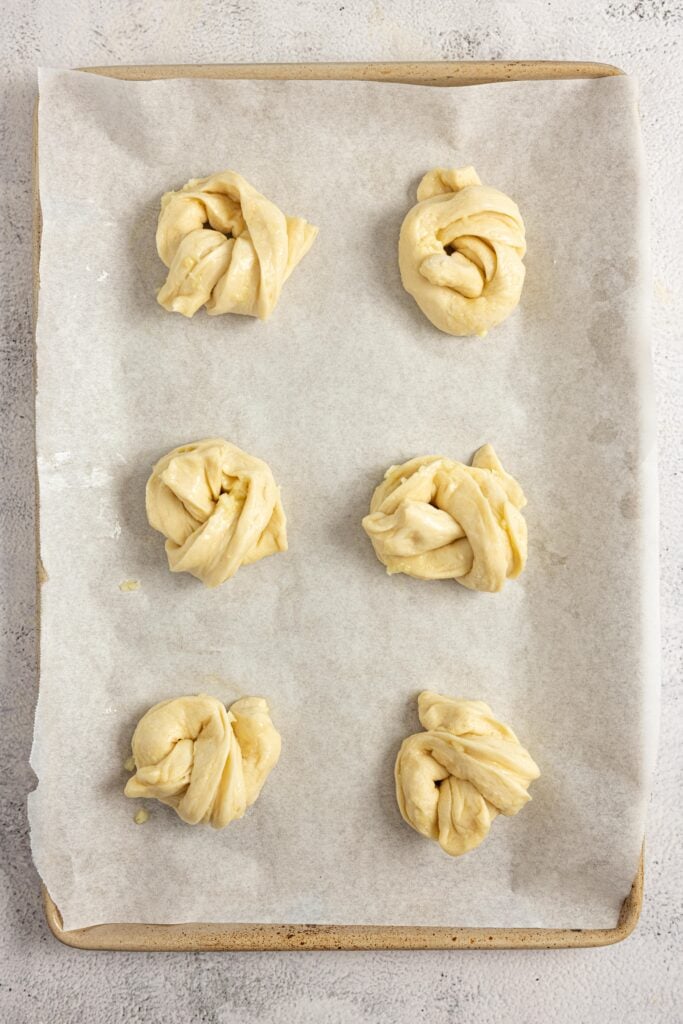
<box><xmin>146</xmin><ymin>438</ymin><xmax>287</xmax><ymax>588</ymax></box>
<box><xmin>395</xmin><ymin>692</ymin><xmax>540</xmax><ymax>856</ymax></box>
<box><xmin>398</xmin><ymin>166</ymin><xmax>526</xmax><ymax>337</ymax></box>
<box><xmin>156</xmin><ymin>170</ymin><xmax>318</xmax><ymax>320</ymax></box>
<box><xmin>362</xmin><ymin>444</ymin><xmax>527</xmax><ymax>592</ymax></box>
<box><xmin>124</xmin><ymin>694</ymin><xmax>281</xmax><ymax>829</ymax></box>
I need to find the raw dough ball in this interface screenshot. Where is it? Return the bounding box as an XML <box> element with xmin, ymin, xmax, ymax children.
<box><xmin>124</xmin><ymin>694</ymin><xmax>281</xmax><ymax>829</ymax></box>
<box><xmin>362</xmin><ymin>444</ymin><xmax>527</xmax><ymax>593</ymax></box>
<box><xmin>398</xmin><ymin>166</ymin><xmax>526</xmax><ymax>337</ymax></box>
<box><xmin>395</xmin><ymin>692</ymin><xmax>540</xmax><ymax>857</ymax></box>
<box><xmin>146</xmin><ymin>438</ymin><xmax>287</xmax><ymax>588</ymax></box>
<box><xmin>156</xmin><ymin>170</ymin><xmax>318</xmax><ymax>320</ymax></box>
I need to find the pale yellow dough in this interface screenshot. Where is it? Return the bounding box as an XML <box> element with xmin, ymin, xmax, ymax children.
<box><xmin>125</xmin><ymin>694</ymin><xmax>281</xmax><ymax>829</ymax></box>
<box><xmin>146</xmin><ymin>438</ymin><xmax>287</xmax><ymax>588</ymax></box>
<box><xmin>395</xmin><ymin>692</ymin><xmax>540</xmax><ymax>857</ymax></box>
<box><xmin>398</xmin><ymin>166</ymin><xmax>526</xmax><ymax>337</ymax></box>
<box><xmin>362</xmin><ymin>445</ymin><xmax>527</xmax><ymax>593</ymax></box>
<box><xmin>156</xmin><ymin>170</ymin><xmax>318</xmax><ymax>320</ymax></box>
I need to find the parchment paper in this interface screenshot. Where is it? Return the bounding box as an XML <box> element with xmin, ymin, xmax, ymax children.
<box><xmin>29</xmin><ymin>69</ymin><xmax>658</xmax><ymax>931</ymax></box>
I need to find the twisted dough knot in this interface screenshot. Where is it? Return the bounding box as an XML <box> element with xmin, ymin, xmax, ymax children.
<box><xmin>146</xmin><ymin>438</ymin><xmax>287</xmax><ymax>588</ymax></box>
<box><xmin>125</xmin><ymin>694</ymin><xmax>281</xmax><ymax>828</ymax></box>
<box><xmin>398</xmin><ymin>166</ymin><xmax>526</xmax><ymax>337</ymax></box>
<box><xmin>395</xmin><ymin>692</ymin><xmax>540</xmax><ymax>857</ymax></box>
<box><xmin>362</xmin><ymin>444</ymin><xmax>527</xmax><ymax>593</ymax></box>
<box><xmin>156</xmin><ymin>170</ymin><xmax>318</xmax><ymax>320</ymax></box>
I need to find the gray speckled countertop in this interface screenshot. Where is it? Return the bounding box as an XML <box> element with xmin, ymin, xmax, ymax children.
<box><xmin>1</xmin><ymin>3</ymin><xmax>681</xmax><ymax>1022</ymax></box>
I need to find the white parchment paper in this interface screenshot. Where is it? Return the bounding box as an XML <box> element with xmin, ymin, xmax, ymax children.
<box><xmin>30</xmin><ymin>69</ymin><xmax>658</xmax><ymax>931</ymax></box>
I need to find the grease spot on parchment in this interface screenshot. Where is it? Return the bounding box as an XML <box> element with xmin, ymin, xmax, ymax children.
<box><xmin>620</xmin><ymin>491</ymin><xmax>640</xmax><ymax>520</ymax></box>
<box><xmin>589</xmin><ymin>419</ymin><xmax>619</xmax><ymax>444</ymax></box>
<box><xmin>534</xmin><ymin>539</ymin><xmax>569</xmax><ymax>568</ymax></box>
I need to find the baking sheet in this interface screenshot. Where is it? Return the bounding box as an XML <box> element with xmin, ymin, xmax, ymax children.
<box><xmin>30</xmin><ymin>68</ymin><xmax>658</xmax><ymax>932</ymax></box>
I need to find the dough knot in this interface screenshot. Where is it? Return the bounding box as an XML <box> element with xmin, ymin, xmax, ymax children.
<box><xmin>395</xmin><ymin>692</ymin><xmax>540</xmax><ymax>856</ymax></box>
<box><xmin>398</xmin><ymin>166</ymin><xmax>526</xmax><ymax>337</ymax></box>
<box><xmin>125</xmin><ymin>694</ymin><xmax>281</xmax><ymax>829</ymax></box>
<box><xmin>146</xmin><ymin>438</ymin><xmax>287</xmax><ymax>588</ymax></box>
<box><xmin>156</xmin><ymin>170</ymin><xmax>318</xmax><ymax>319</ymax></box>
<box><xmin>362</xmin><ymin>444</ymin><xmax>527</xmax><ymax>592</ymax></box>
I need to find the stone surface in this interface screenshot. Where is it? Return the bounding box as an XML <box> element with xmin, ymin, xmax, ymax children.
<box><xmin>1</xmin><ymin>2</ymin><xmax>681</xmax><ymax>1021</ymax></box>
